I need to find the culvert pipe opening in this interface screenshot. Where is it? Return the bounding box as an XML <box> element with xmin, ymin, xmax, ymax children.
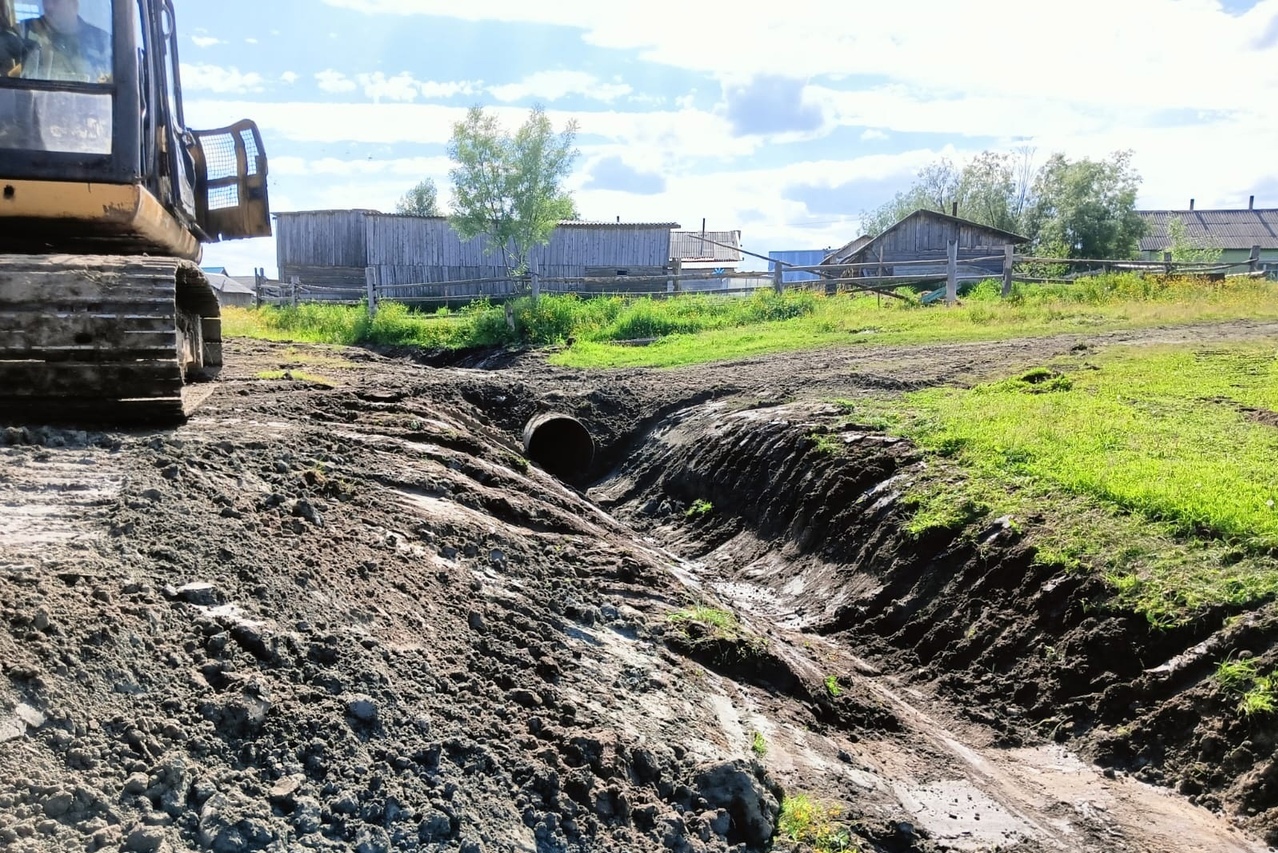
<box><xmin>523</xmin><ymin>413</ymin><xmax>594</xmax><ymax>480</ymax></box>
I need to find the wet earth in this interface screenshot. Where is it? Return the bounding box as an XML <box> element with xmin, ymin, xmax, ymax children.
<box><xmin>2</xmin><ymin>320</ymin><xmax>1277</xmax><ymax>852</ymax></box>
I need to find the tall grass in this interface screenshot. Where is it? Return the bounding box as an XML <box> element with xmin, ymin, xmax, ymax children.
<box><xmin>222</xmin><ymin>275</ymin><xmax>1278</xmax><ymax>367</ymax></box>
<box><xmin>222</xmin><ymin>289</ymin><xmax>825</xmax><ymax>350</ymax></box>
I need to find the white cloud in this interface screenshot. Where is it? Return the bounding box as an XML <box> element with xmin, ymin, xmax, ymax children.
<box><xmin>280</xmin><ymin>71</ymin><xmax>300</xmax><ymax>85</ymax></box>
<box><xmin>357</xmin><ymin>71</ymin><xmax>422</xmax><ymax>102</ymax></box>
<box><xmin>184</xmin><ymin>99</ymin><xmax>761</xmax><ymax>159</ymax></box>
<box><xmin>245</xmin><ymin>38</ymin><xmax>259</xmax><ymax>45</ymax></box>
<box><xmin>354</xmin><ymin>72</ymin><xmax>478</xmax><ymax>102</ymax></box>
<box><xmin>489</xmin><ymin>70</ymin><xmax>631</xmax><ymax>103</ymax></box>
<box><xmin>320</xmin><ymin>0</ymin><xmax>1278</xmax><ymax>112</ymax></box>
<box><xmin>860</xmin><ymin>129</ymin><xmax>888</xmax><ymax>141</ymax></box>
<box><xmin>191</xmin><ymin>36</ymin><xmax>223</xmax><ymax>48</ymax></box>
<box><xmin>180</xmin><ymin>64</ymin><xmax>266</xmax><ymax>95</ymax></box>
<box><xmin>315</xmin><ymin>69</ymin><xmax>357</xmax><ymax>93</ymax></box>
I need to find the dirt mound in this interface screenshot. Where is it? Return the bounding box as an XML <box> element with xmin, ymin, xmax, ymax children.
<box><xmin>3</xmin><ymin>328</ymin><xmax>1277</xmax><ymax>852</ymax></box>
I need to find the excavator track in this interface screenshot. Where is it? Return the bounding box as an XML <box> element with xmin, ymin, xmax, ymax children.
<box><xmin>0</xmin><ymin>254</ymin><xmax>222</xmax><ymax>426</ymax></box>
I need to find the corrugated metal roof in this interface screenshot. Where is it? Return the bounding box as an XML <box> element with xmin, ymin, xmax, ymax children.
<box><xmin>1137</xmin><ymin>209</ymin><xmax>1278</xmax><ymax>251</ymax></box>
<box><xmin>558</xmin><ymin>220</ymin><xmax>681</xmax><ymax>229</ymax></box>
<box><xmin>670</xmin><ymin>230</ymin><xmax>742</xmax><ymax>262</ymax></box>
<box><xmin>822</xmin><ymin>235</ymin><xmax>872</xmax><ymax>265</ymax></box>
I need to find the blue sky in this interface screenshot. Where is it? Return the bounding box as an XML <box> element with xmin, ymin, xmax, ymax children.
<box><xmin>176</xmin><ymin>0</ymin><xmax>1278</xmax><ymax>276</ymax></box>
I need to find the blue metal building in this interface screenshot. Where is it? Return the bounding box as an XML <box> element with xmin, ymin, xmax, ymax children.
<box><xmin>767</xmin><ymin>250</ymin><xmax>828</xmax><ymax>283</ymax></box>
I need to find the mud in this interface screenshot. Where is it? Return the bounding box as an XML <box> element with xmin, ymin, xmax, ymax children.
<box><xmin>1</xmin><ymin>320</ymin><xmax>1276</xmax><ymax>852</ymax></box>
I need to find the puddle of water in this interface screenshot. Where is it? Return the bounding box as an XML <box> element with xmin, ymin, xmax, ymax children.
<box><xmin>893</xmin><ymin>779</ymin><xmax>1043</xmax><ymax>851</ymax></box>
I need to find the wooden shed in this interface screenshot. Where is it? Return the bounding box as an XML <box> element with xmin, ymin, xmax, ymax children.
<box><xmin>275</xmin><ymin>210</ymin><xmax>681</xmax><ymax>300</ymax></box>
<box><xmin>826</xmin><ymin>209</ymin><xmax>1028</xmax><ymax>277</ymax></box>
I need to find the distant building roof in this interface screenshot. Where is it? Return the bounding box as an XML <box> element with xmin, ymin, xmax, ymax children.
<box><xmin>671</xmin><ymin>230</ymin><xmax>742</xmax><ymax>263</ymax></box>
<box><xmin>274</xmin><ymin>210</ymin><xmax>680</xmax><ymax>229</ymax></box>
<box><xmin>1137</xmin><ymin>208</ymin><xmax>1278</xmax><ymax>251</ymax></box>
<box><xmin>822</xmin><ymin>235</ymin><xmax>872</xmax><ymax>265</ymax></box>
<box><xmin>827</xmin><ymin>209</ymin><xmax>1029</xmax><ymax>266</ymax></box>
<box><xmin>204</xmin><ymin>272</ymin><xmax>255</xmax><ymax>296</ymax></box>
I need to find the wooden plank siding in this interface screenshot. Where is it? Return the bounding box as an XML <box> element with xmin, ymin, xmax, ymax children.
<box><xmin>275</xmin><ymin>212</ymin><xmax>678</xmax><ymax>300</ymax></box>
<box><xmin>843</xmin><ymin>209</ymin><xmax>1027</xmax><ymax>277</ymax></box>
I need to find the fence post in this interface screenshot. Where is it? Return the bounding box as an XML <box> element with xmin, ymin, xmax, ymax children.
<box><xmin>772</xmin><ymin>259</ymin><xmax>784</xmax><ymax>295</ymax></box>
<box><xmin>530</xmin><ymin>257</ymin><xmax>541</xmax><ymax>304</ymax></box>
<box><xmin>289</xmin><ymin>276</ymin><xmax>299</xmax><ymax>308</ymax></box>
<box><xmin>669</xmin><ymin>258</ymin><xmax>681</xmax><ymax>293</ymax></box>
<box><xmin>365</xmin><ymin>266</ymin><xmax>378</xmax><ymax>318</ymax></box>
<box><xmin>1163</xmin><ymin>251</ymin><xmax>1172</xmax><ymax>276</ymax></box>
<box><xmin>254</xmin><ymin>267</ymin><xmax>262</xmax><ymax>308</ymax></box>
<box><xmin>1249</xmin><ymin>245</ymin><xmax>1261</xmax><ymax>274</ymax></box>
<box><xmin>1001</xmin><ymin>244</ymin><xmax>1014</xmax><ymax>298</ymax></box>
<box><xmin>946</xmin><ymin>240</ymin><xmax>958</xmax><ymax>306</ymax></box>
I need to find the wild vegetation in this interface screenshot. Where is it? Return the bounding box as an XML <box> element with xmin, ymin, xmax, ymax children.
<box><xmin>860</xmin><ymin>148</ymin><xmax>1147</xmax><ymax>260</ymax></box>
<box><xmin>840</xmin><ymin>343</ymin><xmax>1278</xmax><ymax>627</ymax></box>
<box><xmin>223</xmin><ymin>274</ymin><xmax>1278</xmax><ymax>368</ymax></box>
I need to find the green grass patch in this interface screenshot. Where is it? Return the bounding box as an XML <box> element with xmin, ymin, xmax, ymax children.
<box><xmin>1241</xmin><ymin>676</ymin><xmax>1278</xmax><ymax>716</ymax></box>
<box><xmin>225</xmin><ymin>276</ymin><xmax>1278</xmax><ymax>366</ymax></box>
<box><xmin>1215</xmin><ymin>657</ymin><xmax>1258</xmax><ymax>691</ymax></box>
<box><xmin>846</xmin><ymin>342</ymin><xmax>1278</xmax><ymax>626</ymax></box>
<box><xmin>668</xmin><ymin>605</ymin><xmax>739</xmax><ymax>633</ymax></box>
<box><xmin>1213</xmin><ymin>657</ymin><xmax>1277</xmax><ymax>716</ymax></box>
<box><xmin>254</xmin><ymin>369</ymin><xmax>337</xmax><ymax>386</ymax></box>
<box><xmin>553</xmin><ymin>275</ymin><xmax>1278</xmax><ymax>369</ymax></box>
<box><xmin>777</xmin><ymin>794</ymin><xmax>855</xmax><ymax>852</ymax></box>
<box><xmin>750</xmin><ymin>730</ymin><xmax>768</xmax><ymax>756</ymax></box>
<box><xmin>685</xmin><ymin>499</ymin><xmax>714</xmax><ymax>518</ymax></box>
<box><xmin>824</xmin><ymin>675</ymin><xmax>842</xmax><ymax>698</ymax></box>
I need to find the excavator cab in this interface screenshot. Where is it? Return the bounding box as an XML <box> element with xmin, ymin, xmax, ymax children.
<box><xmin>0</xmin><ymin>0</ymin><xmax>269</xmax><ymax>251</ymax></box>
<box><xmin>0</xmin><ymin>0</ymin><xmax>271</xmax><ymax>423</ymax></box>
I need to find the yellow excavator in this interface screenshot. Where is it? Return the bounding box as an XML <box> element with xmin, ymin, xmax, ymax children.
<box><xmin>0</xmin><ymin>0</ymin><xmax>269</xmax><ymax>423</ymax></box>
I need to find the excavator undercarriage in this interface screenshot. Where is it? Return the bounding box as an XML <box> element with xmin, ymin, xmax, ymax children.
<box><xmin>0</xmin><ymin>0</ymin><xmax>269</xmax><ymax>426</ymax></box>
<box><xmin>0</xmin><ymin>253</ymin><xmax>222</xmax><ymax>424</ymax></box>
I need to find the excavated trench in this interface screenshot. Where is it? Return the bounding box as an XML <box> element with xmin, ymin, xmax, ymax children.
<box><xmin>575</xmin><ymin>394</ymin><xmax>1278</xmax><ymax>850</ymax></box>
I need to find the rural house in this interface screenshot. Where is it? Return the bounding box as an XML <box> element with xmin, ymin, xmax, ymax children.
<box><xmin>1136</xmin><ymin>199</ymin><xmax>1278</xmax><ymax>275</ymax></box>
<box><xmin>823</xmin><ymin>209</ymin><xmax>1028</xmax><ymax>278</ymax></box>
<box><xmin>670</xmin><ymin>229</ymin><xmax>742</xmax><ymax>273</ymax></box>
<box><xmin>667</xmin><ymin>229</ymin><xmax>743</xmax><ymax>291</ymax></box>
<box><xmin>274</xmin><ymin>210</ymin><xmax>681</xmax><ymax>301</ymax></box>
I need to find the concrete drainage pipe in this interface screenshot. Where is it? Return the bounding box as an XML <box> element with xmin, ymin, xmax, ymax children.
<box><xmin>522</xmin><ymin>413</ymin><xmax>594</xmax><ymax>481</ymax></box>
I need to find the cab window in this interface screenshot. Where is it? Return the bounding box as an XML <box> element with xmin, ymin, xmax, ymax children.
<box><xmin>10</xmin><ymin>0</ymin><xmax>114</xmax><ymax>84</ymax></box>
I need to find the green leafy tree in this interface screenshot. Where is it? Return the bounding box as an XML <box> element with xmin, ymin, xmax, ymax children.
<box><xmin>859</xmin><ymin>158</ymin><xmax>962</xmax><ymax>236</ymax></box>
<box><xmin>447</xmin><ymin>105</ymin><xmax>579</xmax><ymax>283</ymax></box>
<box><xmin>957</xmin><ymin>148</ymin><xmax>1035</xmax><ymax>235</ymax></box>
<box><xmin>859</xmin><ymin>148</ymin><xmax>1035</xmax><ymax>237</ymax></box>
<box><xmin>1022</xmin><ymin>150</ymin><xmax>1145</xmax><ymax>259</ymax></box>
<box><xmin>395</xmin><ymin>178</ymin><xmax>441</xmax><ymax>216</ymax></box>
<box><xmin>1165</xmin><ymin>216</ymin><xmax>1222</xmax><ymax>265</ymax></box>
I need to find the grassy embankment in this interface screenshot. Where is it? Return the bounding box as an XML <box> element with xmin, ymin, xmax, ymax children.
<box><xmin>222</xmin><ymin>274</ymin><xmax>1278</xmax><ymax>366</ymax></box>
<box><xmin>841</xmin><ymin>343</ymin><xmax>1278</xmax><ymax>627</ymax></box>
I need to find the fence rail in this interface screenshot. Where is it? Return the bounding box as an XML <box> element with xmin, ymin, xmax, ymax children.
<box><xmin>247</xmin><ymin>243</ymin><xmax>1271</xmax><ymax>315</ymax></box>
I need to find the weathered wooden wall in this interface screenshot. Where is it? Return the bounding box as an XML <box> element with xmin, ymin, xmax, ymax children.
<box><xmin>276</xmin><ymin>212</ymin><xmax>677</xmax><ymax>299</ymax></box>
<box><xmin>850</xmin><ymin>210</ymin><xmax>1021</xmax><ymax>276</ymax></box>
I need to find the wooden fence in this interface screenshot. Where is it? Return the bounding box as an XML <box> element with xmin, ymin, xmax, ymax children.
<box><xmin>249</xmin><ymin>241</ymin><xmax>1270</xmax><ymax>315</ymax></box>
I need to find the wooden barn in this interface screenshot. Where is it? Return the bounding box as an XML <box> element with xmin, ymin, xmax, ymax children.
<box><xmin>275</xmin><ymin>210</ymin><xmax>681</xmax><ymax>301</ymax></box>
<box><xmin>824</xmin><ymin>209</ymin><xmax>1028</xmax><ymax>277</ymax></box>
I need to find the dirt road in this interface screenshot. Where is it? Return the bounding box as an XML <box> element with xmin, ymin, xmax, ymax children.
<box><xmin>2</xmin><ymin>322</ymin><xmax>1276</xmax><ymax>852</ymax></box>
